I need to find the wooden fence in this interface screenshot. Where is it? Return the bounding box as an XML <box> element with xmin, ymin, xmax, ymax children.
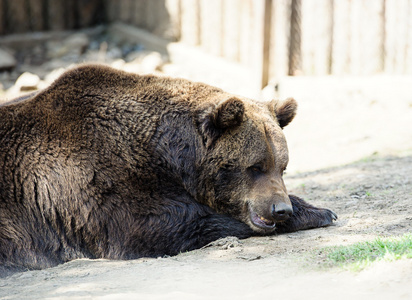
<box><xmin>1</xmin><ymin>0</ymin><xmax>412</xmax><ymax>84</ymax></box>
<box><xmin>0</xmin><ymin>0</ymin><xmax>105</xmax><ymax>32</ymax></box>
<box><xmin>106</xmin><ymin>0</ymin><xmax>412</xmax><ymax>83</ymax></box>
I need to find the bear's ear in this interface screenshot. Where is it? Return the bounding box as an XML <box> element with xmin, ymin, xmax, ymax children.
<box><xmin>197</xmin><ymin>97</ymin><xmax>245</xmax><ymax>147</ymax></box>
<box><xmin>211</xmin><ymin>97</ymin><xmax>245</xmax><ymax>129</ymax></box>
<box><xmin>268</xmin><ymin>98</ymin><xmax>297</xmax><ymax>128</ymax></box>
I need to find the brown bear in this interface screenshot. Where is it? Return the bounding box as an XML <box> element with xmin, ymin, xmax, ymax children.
<box><xmin>0</xmin><ymin>65</ymin><xmax>336</xmax><ymax>276</ymax></box>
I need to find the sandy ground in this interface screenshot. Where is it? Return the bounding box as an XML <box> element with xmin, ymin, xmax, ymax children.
<box><xmin>1</xmin><ymin>72</ymin><xmax>412</xmax><ymax>299</ymax></box>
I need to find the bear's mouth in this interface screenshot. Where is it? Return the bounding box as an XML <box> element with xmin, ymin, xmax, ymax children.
<box><xmin>249</xmin><ymin>208</ymin><xmax>276</xmax><ymax>230</ymax></box>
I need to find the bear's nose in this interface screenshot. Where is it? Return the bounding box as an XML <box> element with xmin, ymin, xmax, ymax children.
<box><xmin>271</xmin><ymin>203</ymin><xmax>293</xmax><ymax>221</ymax></box>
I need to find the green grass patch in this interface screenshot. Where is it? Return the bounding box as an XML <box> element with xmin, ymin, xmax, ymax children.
<box><xmin>320</xmin><ymin>234</ymin><xmax>412</xmax><ymax>271</ymax></box>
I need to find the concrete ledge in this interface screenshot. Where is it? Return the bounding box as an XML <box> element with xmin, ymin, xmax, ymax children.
<box><xmin>0</xmin><ymin>26</ymin><xmax>105</xmax><ymax>49</ymax></box>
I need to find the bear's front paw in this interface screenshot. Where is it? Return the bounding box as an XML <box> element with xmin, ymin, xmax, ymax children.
<box><xmin>318</xmin><ymin>208</ymin><xmax>338</xmax><ymax>227</ymax></box>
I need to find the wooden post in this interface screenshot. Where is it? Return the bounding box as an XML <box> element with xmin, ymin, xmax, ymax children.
<box><xmin>180</xmin><ymin>0</ymin><xmax>200</xmax><ymax>46</ymax></box>
<box><xmin>28</xmin><ymin>0</ymin><xmax>45</xmax><ymax>31</ymax></box>
<box><xmin>248</xmin><ymin>0</ymin><xmax>272</xmax><ymax>90</ymax></box>
<box><xmin>407</xmin><ymin>0</ymin><xmax>412</xmax><ymax>74</ymax></box>
<box><xmin>349</xmin><ymin>0</ymin><xmax>384</xmax><ymax>75</ymax></box>
<box><xmin>300</xmin><ymin>0</ymin><xmax>333</xmax><ymax>75</ymax></box>
<box><xmin>76</xmin><ymin>0</ymin><xmax>101</xmax><ymax>28</ymax></box>
<box><xmin>261</xmin><ymin>0</ymin><xmax>272</xmax><ymax>88</ymax></box>
<box><xmin>269</xmin><ymin>0</ymin><xmax>292</xmax><ymax>79</ymax></box>
<box><xmin>48</xmin><ymin>0</ymin><xmax>66</xmax><ymax>30</ymax></box>
<box><xmin>238</xmin><ymin>0</ymin><xmax>254</xmax><ymax>68</ymax></box>
<box><xmin>119</xmin><ymin>0</ymin><xmax>133</xmax><ymax>23</ymax></box>
<box><xmin>7</xmin><ymin>0</ymin><xmax>30</xmax><ymax>33</ymax></box>
<box><xmin>63</xmin><ymin>0</ymin><xmax>77</xmax><ymax>30</ymax></box>
<box><xmin>106</xmin><ymin>0</ymin><xmax>119</xmax><ymax>23</ymax></box>
<box><xmin>165</xmin><ymin>0</ymin><xmax>181</xmax><ymax>40</ymax></box>
<box><xmin>331</xmin><ymin>0</ymin><xmax>351</xmax><ymax>75</ymax></box>
<box><xmin>384</xmin><ymin>0</ymin><xmax>410</xmax><ymax>74</ymax></box>
<box><xmin>131</xmin><ymin>0</ymin><xmax>146</xmax><ymax>28</ymax></box>
<box><xmin>222</xmin><ymin>0</ymin><xmax>241</xmax><ymax>62</ymax></box>
<box><xmin>288</xmin><ymin>0</ymin><xmax>301</xmax><ymax>75</ymax></box>
<box><xmin>200</xmin><ymin>0</ymin><xmax>223</xmax><ymax>56</ymax></box>
<box><xmin>0</xmin><ymin>0</ymin><xmax>5</xmax><ymax>35</ymax></box>
<box><xmin>145</xmin><ymin>0</ymin><xmax>171</xmax><ymax>37</ymax></box>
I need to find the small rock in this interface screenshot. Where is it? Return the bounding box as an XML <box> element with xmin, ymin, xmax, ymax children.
<box><xmin>237</xmin><ymin>254</ymin><xmax>262</xmax><ymax>261</ymax></box>
<box><xmin>15</xmin><ymin>72</ymin><xmax>40</xmax><ymax>91</ymax></box>
<box><xmin>64</xmin><ymin>33</ymin><xmax>89</xmax><ymax>56</ymax></box>
<box><xmin>126</xmin><ymin>51</ymin><xmax>164</xmax><ymax>74</ymax></box>
<box><xmin>202</xmin><ymin>236</ymin><xmax>241</xmax><ymax>250</ymax></box>
<box><xmin>47</xmin><ymin>33</ymin><xmax>89</xmax><ymax>59</ymax></box>
<box><xmin>0</xmin><ymin>48</ymin><xmax>17</xmax><ymax>71</ymax></box>
<box><xmin>161</xmin><ymin>63</ymin><xmax>182</xmax><ymax>76</ymax></box>
<box><xmin>106</xmin><ymin>47</ymin><xmax>123</xmax><ymax>60</ymax></box>
<box><xmin>111</xmin><ymin>59</ymin><xmax>126</xmax><ymax>70</ymax></box>
<box><xmin>46</xmin><ymin>41</ymin><xmax>67</xmax><ymax>59</ymax></box>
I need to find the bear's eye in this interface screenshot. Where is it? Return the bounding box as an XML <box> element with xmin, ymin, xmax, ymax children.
<box><xmin>247</xmin><ymin>164</ymin><xmax>265</xmax><ymax>177</ymax></box>
<box><xmin>282</xmin><ymin>167</ymin><xmax>287</xmax><ymax>176</ymax></box>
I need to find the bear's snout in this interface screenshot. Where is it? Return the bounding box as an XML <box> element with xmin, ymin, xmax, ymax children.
<box><xmin>271</xmin><ymin>202</ymin><xmax>293</xmax><ymax>221</ymax></box>
<box><xmin>248</xmin><ymin>193</ymin><xmax>293</xmax><ymax>231</ymax></box>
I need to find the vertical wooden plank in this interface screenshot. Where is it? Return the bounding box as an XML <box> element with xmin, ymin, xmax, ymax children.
<box><xmin>238</xmin><ymin>0</ymin><xmax>254</xmax><ymax>68</ymax></box>
<box><xmin>8</xmin><ymin>0</ymin><xmax>30</xmax><ymax>33</ymax></box>
<box><xmin>165</xmin><ymin>0</ymin><xmax>181</xmax><ymax>40</ymax></box>
<box><xmin>106</xmin><ymin>0</ymin><xmax>120</xmax><ymax>23</ymax></box>
<box><xmin>385</xmin><ymin>0</ymin><xmax>410</xmax><ymax>74</ymax></box>
<box><xmin>180</xmin><ymin>0</ymin><xmax>200</xmax><ymax>46</ymax></box>
<box><xmin>63</xmin><ymin>0</ymin><xmax>77</xmax><ymax>29</ymax></box>
<box><xmin>349</xmin><ymin>0</ymin><xmax>384</xmax><ymax>75</ymax></box>
<box><xmin>0</xmin><ymin>0</ymin><xmax>5</xmax><ymax>35</ymax></box>
<box><xmin>238</xmin><ymin>0</ymin><xmax>270</xmax><ymax>88</ymax></box>
<box><xmin>385</xmin><ymin>0</ymin><xmax>396</xmax><ymax>73</ymax></box>
<box><xmin>144</xmin><ymin>0</ymin><xmax>155</xmax><ymax>33</ymax></box>
<box><xmin>247</xmin><ymin>0</ymin><xmax>267</xmax><ymax>89</ymax></box>
<box><xmin>145</xmin><ymin>0</ymin><xmax>157</xmax><ymax>32</ymax></box>
<box><xmin>27</xmin><ymin>0</ymin><xmax>45</xmax><ymax>31</ymax></box>
<box><xmin>119</xmin><ymin>0</ymin><xmax>133</xmax><ymax>23</ymax></box>
<box><xmin>300</xmin><ymin>0</ymin><xmax>333</xmax><ymax>75</ymax></box>
<box><xmin>261</xmin><ymin>0</ymin><xmax>272</xmax><ymax>87</ymax></box>
<box><xmin>77</xmin><ymin>0</ymin><xmax>101</xmax><ymax>27</ymax></box>
<box><xmin>269</xmin><ymin>0</ymin><xmax>292</xmax><ymax>79</ymax></box>
<box><xmin>48</xmin><ymin>0</ymin><xmax>66</xmax><ymax>30</ymax></box>
<box><xmin>156</xmin><ymin>0</ymin><xmax>176</xmax><ymax>38</ymax></box>
<box><xmin>331</xmin><ymin>0</ymin><xmax>351</xmax><ymax>75</ymax></box>
<box><xmin>407</xmin><ymin>0</ymin><xmax>412</xmax><ymax>74</ymax></box>
<box><xmin>132</xmin><ymin>0</ymin><xmax>146</xmax><ymax>28</ymax></box>
<box><xmin>222</xmin><ymin>0</ymin><xmax>241</xmax><ymax>62</ymax></box>
<box><xmin>128</xmin><ymin>0</ymin><xmax>136</xmax><ymax>24</ymax></box>
<box><xmin>288</xmin><ymin>0</ymin><xmax>301</xmax><ymax>75</ymax></box>
<box><xmin>200</xmin><ymin>0</ymin><xmax>223</xmax><ymax>55</ymax></box>
<box><xmin>348</xmin><ymin>0</ymin><xmax>362</xmax><ymax>75</ymax></box>
<box><xmin>145</xmin><ymin>0</ymin><xmax>171</xmax><ymax>37</ymax></box>
<box><xmin>300</xmin><ymin>0</ymin><xmax>314</xmax><ymax>75</ymax></box>
<box><xmin>363</xmin><ymin>0</ymin><xmax>385</xmax><ymax>74</ymax></box>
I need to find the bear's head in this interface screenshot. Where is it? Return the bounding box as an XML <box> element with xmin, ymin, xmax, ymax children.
<box><xmin>197</xmin><ymin>96</ymin><xmax>297</xmax><ymax>233</ymax></box>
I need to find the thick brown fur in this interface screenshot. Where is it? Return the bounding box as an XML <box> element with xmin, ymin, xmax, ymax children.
<box><xmin>0</xmin><ymin>65</ymin><xmax>336</xmax><ymax>276</ymax></box>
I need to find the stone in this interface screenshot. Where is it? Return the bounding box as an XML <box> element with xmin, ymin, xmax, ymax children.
<box><xmin>63</xmin><ymin>33</ymin><xmax>89</xmax><ymax>56</ymax></box>
<box><xmin>0</xmin><ymin>48</ymin><xmax>17</xmax><ymax>71</ymax></box>
<box><xmin>47</xmin><ymin>33</ymin><xmax>89</xmax><ymax>59</ymax></box>
<box><xmin>125</xmin><ymin>51</ymin><xmax>164</xmax><ymax>74</ymax></box>
<box><xmin>15</xmin><ymin>72</ymin><xmax>40</xmax><ymax>91</ymax></box>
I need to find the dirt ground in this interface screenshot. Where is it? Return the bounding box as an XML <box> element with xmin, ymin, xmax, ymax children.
<box><xmin>1</xmin><ymin>58</ymin><xmax>412</xmax><ymax>298</ymax></box>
